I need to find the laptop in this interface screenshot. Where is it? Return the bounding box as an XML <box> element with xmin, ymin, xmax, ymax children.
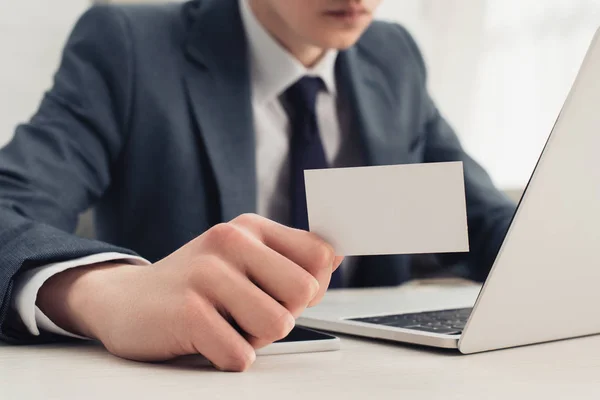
<box><xmin>298</xmin><ymin>27</ymin><xmax>600</xmax><ymax>354</ymax></box>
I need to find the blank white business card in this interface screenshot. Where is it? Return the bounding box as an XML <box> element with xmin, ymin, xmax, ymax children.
<box><xmin>304</xmin><ymin>162</ymin><xmax>469</xmax><ymax>256</ymax></box>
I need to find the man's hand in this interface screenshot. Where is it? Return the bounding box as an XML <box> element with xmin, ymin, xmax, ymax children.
<box><xmin>37</xmin><ymin>214</ymin><xmax>343</xmax><ymax>372</ymax></box>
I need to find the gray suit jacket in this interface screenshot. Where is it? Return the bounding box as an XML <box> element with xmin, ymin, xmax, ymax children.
<box><xmin>0</xmin><ymin>0</ymin><xmax>515</xmax><ymax>343</ymax></box>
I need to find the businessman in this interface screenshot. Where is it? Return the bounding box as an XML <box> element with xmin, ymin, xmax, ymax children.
<box><xmin>0</xmin><ymin>0</ymin><xmax>515</xmax><ymax>371</ymax></box>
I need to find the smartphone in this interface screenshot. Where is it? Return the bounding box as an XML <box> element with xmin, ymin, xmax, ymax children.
<box><xmin>256</xmin><ymin>327</ymin><xmax>340</xmax><ymax>356</ymax></box>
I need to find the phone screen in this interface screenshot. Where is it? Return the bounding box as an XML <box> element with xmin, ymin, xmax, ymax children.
<box><xmin>275</xmin><ymin>327</ymin><xmax>337</xmax><ymax>343</ymax></box>
<box><xmin>256</xmin><ymin>326</ymin><xmax>339</xmax><ymax>356</ymax></box>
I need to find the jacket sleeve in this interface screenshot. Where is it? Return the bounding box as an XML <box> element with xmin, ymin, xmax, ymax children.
<box><xmin>397</xmin><ymin>25</ymin><xmax>517</xmax><ymax>282</ymax></box>
<box><xmin>0</xmin><ymin>5</ymin><xmax>139</xmax><ymax>343</ymax></box>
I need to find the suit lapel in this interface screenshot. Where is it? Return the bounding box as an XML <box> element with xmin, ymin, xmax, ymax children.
<box><xmin>183</xmin><ymin>0</ymin><xmax>256</xmax><ymax>222</ymax></box>
<box><xmin>336</xmin><ymin>47</ymin><xmax>409</xmax><ymax>166</ymax></box>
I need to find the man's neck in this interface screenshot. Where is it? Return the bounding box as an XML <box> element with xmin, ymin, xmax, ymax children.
<box><xmin>248</xmin><ymin>0</ymin><xmax>327</xmax><ymax>68</ymax></box>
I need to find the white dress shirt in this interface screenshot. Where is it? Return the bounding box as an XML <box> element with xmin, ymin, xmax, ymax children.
<box><xmin>12</xmin><ymin>0</ymin><xmax>362</xmax><ymax>338</ymax></box>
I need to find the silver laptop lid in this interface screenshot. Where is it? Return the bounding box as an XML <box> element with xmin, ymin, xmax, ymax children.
<box><xmin>459</xmin><ymin>28</ymin><xmax>600</xmax><ymax>354</ymax></box>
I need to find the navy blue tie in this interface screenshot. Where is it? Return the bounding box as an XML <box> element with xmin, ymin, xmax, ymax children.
<box><xmin>286</xmin><ymin>76</ymin><xmax>343</xmax><ymax>288</ymax></box>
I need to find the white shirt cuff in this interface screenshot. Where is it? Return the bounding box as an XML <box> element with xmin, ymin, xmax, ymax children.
<box><xmin>12</xmin><ymin>252</ymin><xmax>151</xmax><ymax>339</ymax></box>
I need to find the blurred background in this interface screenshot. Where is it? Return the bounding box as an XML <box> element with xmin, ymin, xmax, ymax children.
<box><xmin>1</xmin><ymin>0</ymin><xmax>599</xmax><ymax>195</ymax></box>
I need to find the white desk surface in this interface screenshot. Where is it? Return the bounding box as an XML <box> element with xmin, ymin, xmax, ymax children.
<box><xmin>2</xmin><ymin>284</ymin><xmax>599</xmax><ymax>400</ymax></box>
<box><xmin>2</xmin><ymin>331</ymin><xmax>600</xmax><ymax>399</ymax></box>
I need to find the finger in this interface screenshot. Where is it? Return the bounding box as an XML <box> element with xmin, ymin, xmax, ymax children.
<box><xmin>187</xmin><ymin>297</ymin><xmax>256</xmax><ymax>372</ymax></box>
<box><xmin>333</xmin><ymin>256</ymin><xmax>345</xmax><ymax>271</ymax></box>
<box><xmin>304</xmin><ymin>255</ymin><xmax>346</xmax><ymax>307</ymax></box>
<box><xmin>203</xmin><ymin>261</ymin><xmax>296</xmax><ymax>344</ymax></box>
<box><xmin>218</xmin><ymin>229</ymin><xmax>320</xmax><ymax>317</ymax></box>
<box><xmin>231</xmin><ymin>214</ymin><xmax>337</xmax><ymax>303</ymax></box>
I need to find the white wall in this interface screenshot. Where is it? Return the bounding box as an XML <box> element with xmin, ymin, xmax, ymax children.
<box><xmin>0</xmin><ymin>0</ymin><xmax>90</xmax><ymax>147</ymax></box>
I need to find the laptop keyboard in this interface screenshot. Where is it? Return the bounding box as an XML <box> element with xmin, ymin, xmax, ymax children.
<box><xmin>349</xmin><ymin>307</ymin><xmax>472</xmax><ymax>335</ymax></box>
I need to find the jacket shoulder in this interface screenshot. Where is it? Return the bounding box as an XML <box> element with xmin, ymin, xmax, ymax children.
<box><xmin>77</xmin><ymin>2</ymin><xmax>188</xmax><ymax>47</ymax></box>
<box><xmin>355</xmin><ymin>20</ymin><xmax>427</xmax><ymax>82</ymax></box>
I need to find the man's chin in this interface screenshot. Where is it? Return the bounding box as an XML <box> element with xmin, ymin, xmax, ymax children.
<box><xmin>315</xmin><ymin>33</ymin><xmax>367</xmax><ymax>50</ymax></box>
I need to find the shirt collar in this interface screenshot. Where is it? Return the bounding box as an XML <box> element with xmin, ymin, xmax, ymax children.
<box><xmin>239</xmin><ymin>0</ymin><xmax>338</xmax><ymax>105</ymax></box>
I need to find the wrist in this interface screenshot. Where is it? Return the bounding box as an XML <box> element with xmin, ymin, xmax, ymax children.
<box><xmin>36</xmin><ymin>262</ymin><xmax>135</xmax><ymax>339</ymax></box>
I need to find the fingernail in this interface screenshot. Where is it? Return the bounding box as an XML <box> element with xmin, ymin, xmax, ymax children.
<box><xmin>285</xmin><ymin>313</ymin><xmax>296</xmax><ymax>333</ymax></box>
<box><xmin>248</xmin><ymin>349</ymin><xmax>257</xmax><ymax>364</ymax></box>
<box><xmin>310</xmin><ymin>278</ymin><xmax>320</xmax><ymax>298</ymax></box>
